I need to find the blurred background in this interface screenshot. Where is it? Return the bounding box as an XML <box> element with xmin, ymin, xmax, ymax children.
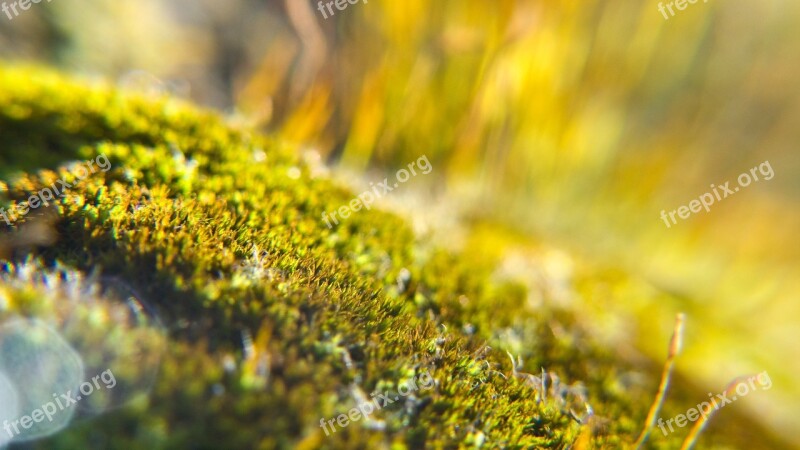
<box><xmin>1</xmin><ymin>0</ymin><xmax>798</xmax><ymax>446</ymax></box>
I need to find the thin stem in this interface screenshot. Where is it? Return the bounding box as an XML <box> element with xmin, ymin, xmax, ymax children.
<box><xmin>680</xmin><ymin>377</ymin><xmax>750</xmax><ymax>450</ymax></box>
<box><xmin>634</xmin><ymin>313</ymin><xmax>685</xmax><ymax>449</ymax></box>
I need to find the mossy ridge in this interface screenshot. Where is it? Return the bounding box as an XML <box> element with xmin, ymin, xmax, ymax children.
<box><xmin>0</xmin><ymin>65</ymin><xmax>698</xmax><ymax>449</ymax></box>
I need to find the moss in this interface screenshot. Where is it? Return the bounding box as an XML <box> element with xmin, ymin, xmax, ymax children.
<box><xmin>0</xmin><ymin>65</ymin><xmax>763</xmax><ymax>449</ymax></box>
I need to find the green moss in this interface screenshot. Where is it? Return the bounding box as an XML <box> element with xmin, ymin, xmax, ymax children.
<box><xmin>0</xmin><ymin>65</ymin><xmax>756</xmax><ymax>449</ymax></box>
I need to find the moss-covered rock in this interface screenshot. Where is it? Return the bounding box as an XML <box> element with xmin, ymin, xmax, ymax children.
<box><xmin>0</xmin><ymin>66</ymin><xmax>767</xmax><ymax>449</ymax></box>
